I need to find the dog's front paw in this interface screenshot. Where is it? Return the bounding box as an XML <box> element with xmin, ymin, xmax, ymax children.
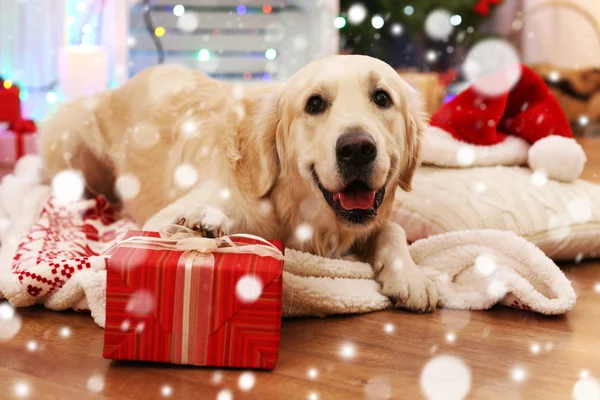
<box><xmin>378</xmin><ymin>260</ymin><xmax>438</xmax><ymax>313</ymax></box>
<box><xmin>162</xmin><ymin>204</ymin><xmax>232</xmax><ymax>238</ymax></box>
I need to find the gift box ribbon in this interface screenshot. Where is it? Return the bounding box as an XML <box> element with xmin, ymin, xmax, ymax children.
<box><xmin>105</xmin><ymin>233</ymin><xmax>285</xmax><ymax>260</ymax></box>
<box><xmin>8</xmin><ymin>118</ymin><xmax>37</xmax><ymax>160</ymax></box>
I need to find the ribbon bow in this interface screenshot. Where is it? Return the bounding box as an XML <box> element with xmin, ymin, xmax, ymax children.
<box><xmin>107</xmin><ymin>233</ymin><xmax>285</xmax><ymax>261</ymax></box>
<box><xmin>473</xmin><ymin>0</ymin><xmax>502</xmax><ymax>16</ymax></box>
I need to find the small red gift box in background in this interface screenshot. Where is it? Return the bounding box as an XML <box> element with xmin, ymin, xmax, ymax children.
<box><xmin>0</xmin><ymin>79</ymin><xmax>37</xmax><ymax>167</ymax></box>
<box><xmin>103</xmin><ymin>230</ymin><xmax>284</xmax><ymax>370</ymax></box>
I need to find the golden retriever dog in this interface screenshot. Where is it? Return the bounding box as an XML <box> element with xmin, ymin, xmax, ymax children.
<box><xmin>39</xmin><ymin>55</ymin><xmax>438</xmax><ymax>312</ymax></box>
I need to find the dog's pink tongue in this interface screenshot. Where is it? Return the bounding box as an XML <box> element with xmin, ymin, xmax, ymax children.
<box><xmin>335</xmin><ymin>191</ymin><xmax>376</xmax><ymax>210</ymax></box>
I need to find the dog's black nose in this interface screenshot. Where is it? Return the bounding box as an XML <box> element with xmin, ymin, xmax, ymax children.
<box><xmin>336</xmin><ymin>132</ymin><xmax>377</xmax><ymax>168</ymax></box>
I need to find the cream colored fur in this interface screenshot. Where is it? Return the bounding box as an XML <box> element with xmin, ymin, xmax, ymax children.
<box><xmin>39</xmin><ymin>55</ymin><xmax>438</xmax><ymax>312</ymax></box>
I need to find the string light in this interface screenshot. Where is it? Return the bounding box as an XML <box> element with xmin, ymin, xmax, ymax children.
<box><xmin>236</xmin><ymin>5</ymin><xmax>247</xmax><ymax>15</ymax></box>
<box><xmin>404</xmin><ymin>6</ymin><xmax>414</xmax><ymax>15</ymax></box>
<box><xmin>173</xmin><ymin>5</ymin><xmax>185</xmax><ymax>17</ymax></box>
<box><xmin>334</xmin><ymin>16</ymin><xmax>346</xmax><ymax>29</ymax></box>
<box><xmin>265</xmin><ymin>48</ymin><xmax>277</xmax><ymax>60</ymax></box>
<box><xmin>197</xmin><ymin>49</ymin><xmax>210</xmax><ymax>62</ymax></box>
<box><xmin>154</xmin><ymin>26</ymin><xmax>165</xmax><ymax>37</ymax></box>
<box><xmin>46</xmin><ymin>92</ymin><xmax>58</xmax><ymax>104</ymax></box>
<box><xmin>2</xmin><ymin>80</ymin><xmax>12</xmax><ymax>89</ymax></box>
<box><xmin>262</xmin><ymin>5</ymin><xmax>272</xmax><ymax>14</ymax></box>
<box><xmin>76</xmin><ymin>1</ymin><xmax>87</xmax><ymax>12</ymax></box>
<box><xmin>371</xmin><ymin>15</ymin><xmax>384</xmax><ymax>29</ymax></box>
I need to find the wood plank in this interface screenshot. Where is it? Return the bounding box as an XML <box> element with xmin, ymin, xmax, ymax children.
<box><xmin>130</xmin><ymin>10</ymin><xmax>303</xmax><ymax>31</ymax></box>
<box><xmin>131</xmin><ymin>33</ymin><xmax>276</xmax><ymax>52</ymax></box>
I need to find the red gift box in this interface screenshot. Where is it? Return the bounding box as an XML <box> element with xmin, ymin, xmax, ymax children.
<box><xmin>103</xmin><ymin>230</ymin><xmax>284</xmax><ymax>370</ymax></box>
<box><xmin>0</xmin><ymin>84</ymin><xmax>21</xmax><ymax>124</ymax></box>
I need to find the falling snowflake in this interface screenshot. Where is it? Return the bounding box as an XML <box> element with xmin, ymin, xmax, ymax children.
<box><xmin>594</xmin><ymin>282</ymin><xmax>600</xmax><ymax>294</ymax></box>
<box><xmin>161</xmin><ymin>385</ymin><xmax>173</xmax><ymax>397</ymax></box>
<box><xmin>258</xmin><ymin>199</ymin><xmax>273</xmax><ymax>215</ymax></box>
<box><xmin>420</xmin><ymin>355</ymin><xmax>471</xmax><ymax>400</ymax></box>
<box><xmin>580</xmin><ymin>370</ymin><xmax>591</xmax><ymax>380</ymax></box>
<box><xmin>425</xmin><ymin>9</ymin><xmax>454</xmax><ymax>40</ymax></box>
<box><xmin>530</xmin><ymin>342</ymin><xmax>541</xmax><ymax>354</ymax></box>
<box><xmin>52</xmin><ymin>170</ymin><xmax>85</xmax><ymax>205</ymax></box>
<box><xmin>579</xmin><ymin>115</ymin><xmax>590</xmax><ymax>127</ymax></box>
<box><xmin>456</xmin><ymin>146</ymin><xmax>475</xmax><ymax>167</ymax></box>
<box><xmin>446</xmin><ymin>332</ymin><xmax>456</xmax><ymax>343</ymax></box>
<box><xmin>390</xmin><ymin>23</ymin><xmax>404</xmax><ymax>36</ymax></box>
<box><xmin>126</xmin><ymin>290</ymin><xmax>155</xmax><ymax>316</ymax></box>
<box><xmin>0</xmin><ymin>302</ymin><xmax>21</xmax><ymax>341</ymax></box>
<box><xmin>13</xmin><ymin>382</ymin><xmax>30</xmax><ymax>398</ymax></box>
<box><xmin>573</xmin><ymin>377</ymin><xmax>600</xmax><ymax>400</ymax></box>
<box><xmin>293</xmin><ymin>35</ymin><xmax>308</xmax><ymax>51</ymax></box>
<box><xmin>26</xmin><ymin>340</ymin><xmax>38</xmax><ymax>352</ymax></box>
<box><xmin>120</xmin><ymin>319</ymin><xmax>131</xmax><ymax>332</ymax></box>
<box><xmin>544</xmin><ymin>342</ymin><xmax>554</xmax><ymax>352</ymax></box>
<box><xmin>179</xmin><ymin>119</ymin><xmax>199</xmax><ymax>138</ymax></box>
<box><xmin>87</xmin><ymin>375</ymin><xmax>105</xmax><ymax>393</ymax></box>
<box><xmin>174</xmin><ymin>164</ymin><xmax>198</xmax><ymax>189</ymax></box>
<box><xmin>364</xmin><ymin>377</ymin><xmax>392</xmax><ymax>400</ymax></box>
<box><xmin>510</xmin><ymin>366</ymin><xmax>527</xmax><ymax>383</ymax></box>
<box><xmin>473</xmin><ymin>182</ymin><xmax>487</xmax><ymax>194</ymax></box>
<box><xmin>575</xmin><ymin>252</ymin><xmax>584</xmax><ymax>264</ymax></box>
<box><xmin>212</xmin><ymin>371</ymin><xmax>224</xmax><ymax>385</ymax></box>
<box><xmin>235</xmin><ymin>275</ymin><xmax>263</xmax><ymax>303</ymax></box>
<box><xmin>567</xmin><ymin>198</ymin><xmax>592</xmax><ymax>224</ymax></box>
<box><xmin>0</xmin><ymin>217</ymin><xmax>10</xmax><ymax>233</ymax></box>
<box><xmin>340</xmin><ymin>342</ymin><xmax>357</xmax><ymax>360</ymax></box>
<box><xmin>220</xmin><ymin>188</ymin><xmax>231</xmax><ymax>200</ymax></box>
<box><xmin>463</xmin><ymin>39</ymin><xmax>521</xmax><ymax>97</ymax></box>
<box><xmin>136</xmin><ymin>322</ymin><xmax>145</xmax><ymax>333</ymax></box>
<box><xmin>531</xmin><ymin>170</ymin><xmax>548</xmax><ymax>187</ymax></box>
<box><xmin>308</xmin><ymin>393</ymin><xmax>319</xmax><ymax>400</ymax></box>
<box><xmin>426</xmin><ymin>50</ymin><xmax>438</xmax><ymax>63</ymax></box>
<box><xmin>295</xmin><ymin>224</ymin><xmax>313</xmax><ymax>242</ymax></box>
<box><xmin>384</xmin><ymin>323</ymin><xmax>395</xmax><ymax>334</ymax></box>
<box><xmin>487</xmin><ymin>280</ymin><xmax>507</xmax><ymax>299</ymax></box>
<box><xmin>475</xmin><ymin>255</ymin><xmax>496</xmax><ymax>277</ymax></box>
<box><xmin>307</xmin><ymin>368</ymin><xmax>318</xmax><ymax>379</ymax></box>
<box><xmin>347</xmin><ymin>3</ymin><xmax>367</xmax><ymax>24</ymax></box>
<box><xmin>115</xmin><ymin>174</ymin><xmax>141</xmax><ymax>200</ymax></box>
<box><xmin>177</xmin><ymin>12</ymin><xmax>199</xmax><ymax>32</ymax></box>
<box><xmin>216</xmin><ymin>389</ymin><xmax>233</xmax><ymax>400</ymax></box>
<box><xmin>60</xmin><ymin>326</ymin><xmax>72</xmax><ymax>338</ymax></box>
<box><xmin>238</xmin><ymin>372</ymin><xmax>255</xmax><ymax>391</ymax></box>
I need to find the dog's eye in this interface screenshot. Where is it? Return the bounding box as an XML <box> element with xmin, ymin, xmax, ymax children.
<box><xmin>373</xmin><ymin>90</ymin><xmax>392</xmax><ymax>108</ymax></box>
<box><xmin>305</xmin><ymin>95</ymin><xmax>326</xmax><ymax>115</ymax></box>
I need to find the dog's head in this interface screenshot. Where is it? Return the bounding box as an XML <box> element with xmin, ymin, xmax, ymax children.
<box><xmin>246</xmin><ymin>55</ymin><xmax>424</xmax><ymax>230</ymax></box>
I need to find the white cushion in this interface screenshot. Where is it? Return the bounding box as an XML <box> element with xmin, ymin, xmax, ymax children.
<box><xmin>393</xmin><ymin>166</ymin><xmax>600</xmax><ymax>261</ymax></box>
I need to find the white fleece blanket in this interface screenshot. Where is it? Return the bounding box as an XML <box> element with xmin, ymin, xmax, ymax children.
<box><xmin>0</xmin><ymin>156</ymin><xmax>576</xmax><ymax>328</ymax></box>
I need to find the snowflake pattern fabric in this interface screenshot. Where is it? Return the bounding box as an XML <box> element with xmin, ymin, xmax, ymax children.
<box><xmin>7</xmin><ymin>196</ymin><xmax>136</xmax><ymax>310</ymax></box>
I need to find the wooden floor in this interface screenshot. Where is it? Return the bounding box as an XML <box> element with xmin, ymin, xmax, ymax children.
<box><xmin>2</xmin><ymin>139</ymin><xmax>600</xmax><ymax>400</ymax></box>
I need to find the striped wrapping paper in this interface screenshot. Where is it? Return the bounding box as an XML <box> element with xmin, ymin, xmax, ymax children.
<box><xmin>103</xmin><ymin>230</ymin><xmax>284</xmax><ymax>370</ymax></box>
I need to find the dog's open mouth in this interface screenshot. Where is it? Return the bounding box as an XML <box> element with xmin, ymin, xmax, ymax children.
<box><xmin>312</xmin><ymin>168</ymin><xmax>385</xmax><ymax>225</ymax></box>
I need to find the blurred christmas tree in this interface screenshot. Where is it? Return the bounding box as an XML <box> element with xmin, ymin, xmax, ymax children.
<box><xmin>338</xmin><ymin>0</ymin><xmax>503</xmax><ymax>70</ymax></box>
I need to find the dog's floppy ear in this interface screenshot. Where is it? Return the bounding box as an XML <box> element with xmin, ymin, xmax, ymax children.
<box><xmin>241</xmin><ymin>88</ymin><xmax>284</xmax><ymax>198</ymax></box>
<box><xmin>398</xmin><ymin>84</ymin><xmax>426</xmax><ymax>192</ymax></box>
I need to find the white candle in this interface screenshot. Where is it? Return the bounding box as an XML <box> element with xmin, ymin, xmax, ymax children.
<box><xmin>58</xmin><ymin>45</ymin><xmax>108</xmax><ymax>102</ymax></box>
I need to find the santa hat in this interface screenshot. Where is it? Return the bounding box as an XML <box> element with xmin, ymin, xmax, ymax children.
<box><xmin>421</xmin><ymin>64</ymin><xmax>586</xmax><ymax>182</ymax></box>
